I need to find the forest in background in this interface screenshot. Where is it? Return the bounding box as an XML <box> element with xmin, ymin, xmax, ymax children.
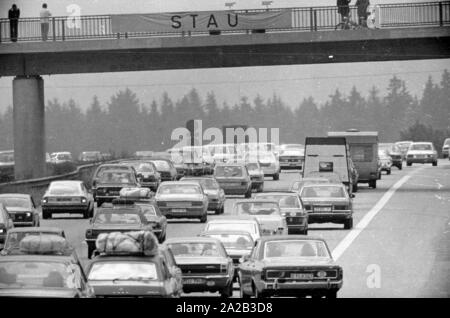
<box><xmin>0</xmin><ymin>71</ymin><xmax>449</xmax><ymax>157</ymax></box>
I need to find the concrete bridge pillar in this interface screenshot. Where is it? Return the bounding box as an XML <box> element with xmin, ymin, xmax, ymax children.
<box><xmin>13</xmin><ymin>75</ymin><xmax>46</xmax><ymax>180</ymax></box>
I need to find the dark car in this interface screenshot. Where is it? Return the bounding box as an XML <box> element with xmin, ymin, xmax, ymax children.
<box><xmin>1</xmin><ymin>227</ymin><xmax>65</xmax><ymax>255</ymax></box>
<box><xmin>239</xmin><ymin>236</ymin><xmax>343</xmax><ymax>298</ymax></box>
<box><xmin>180</xmin><ymin>176</ymin><xmax>225</xmax><ymax>214</ymax></box>
<box><xmin>86</xmin><ymin>252</ymin><xmax>181</xmax><ymax>298</ymax></box>
<box><xmin>0</xmin><ymin>235</ymin><xmax>94</xmax><ymax>298</ymax></box>
<box><xmin>41</xmin><ymin>180</ymin><xmax>95</xmax><ymax>219</ymax></box>
<box><xmin>91</xmin><ymin>163</ymin><xmax>138</xmax><ymax>197</ymax></box>
<box><xmin>0</xmin><ymin>194</ymin><xmax>40</xmax><ymax>227</ymax></box>
<box><xmin>148</xmin><ymin>158</ymin><xmax>178</xmax><ymax>182</ymax></box>
<box><xmin>213</xmin><ymin>163</ymin><xmax>252</xmax><ymax>198</ymax></box>
<box><xmin>166</xmin><ymin>237</ymin><xmax>234</xmax><ymax>297</ymax></box>
<box><xmin>379</xmin><ymin>143</ymin><xmax>403</xmax><ymax>170</ymax></box>
<box><xmin>0</xmin><ymin>204</ymin><xmax>14</xmax><ymax>249</ymax></box>
<box><xmin>120</xmin><ymin>160</ymin><xmax>161</xmax><ymax>192</ymax></box>
<box><xmin>255</xmin><ymin>191</ymin><xmax>308</xmax><ymax>235</ymax></box>
<box><xmin>300</xmin><ymin>183</ymin><xmax>354</xmax><ymax>230</ymax></box>
<box><xmin>199</xmin><ymin>230</ymin><xmax>254</xmax><ymax>282</ymax></box>
<box><xmin>85</xmin><ymin>204</ymin><xmax>160</xmax><ymax>258</ymax></box>
<box><xmin>94</xmin><ymin>170</ymin><xmax>141</xmax><ymax>207</ymax></box>
<box><xmin>113</xmin><ymin>193</ymin><xmax>168</xmax><ymax>243</ymax></box>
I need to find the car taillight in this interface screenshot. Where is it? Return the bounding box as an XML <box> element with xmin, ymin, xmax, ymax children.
<box><xmin>42</xmin><ymin>198</ymin><xmax>48</xmax><ymax>204</ymax></box>
<box><xmin>85</xmin><ymin>229</ymin><xmax>92</xmax><ymax>237</ymax></box>
<box><xmin>192</xmin><ymin>201</ymin><xmax>203</xmax><ymax>206</ymax></box>
<box><xmin>333</xmin><ymin>205</ymin><xmax>348</xmax><ymax>211</ymax></box>
<box><xmin>81</xmin><ymin>197</ymin><xmax>87</xmax><ymax>203</ymax></box>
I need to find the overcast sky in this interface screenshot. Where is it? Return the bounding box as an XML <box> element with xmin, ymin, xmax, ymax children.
<box><xmin>0</xmin><ymin>0</ymin><xmax>448</xmax><ymax>112</ymax></box>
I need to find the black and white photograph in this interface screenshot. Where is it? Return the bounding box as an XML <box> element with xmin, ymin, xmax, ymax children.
<box><xmin>0</xmin><ymin>0</ymin><xmax>449</xmax><ymax>303</ymax></box>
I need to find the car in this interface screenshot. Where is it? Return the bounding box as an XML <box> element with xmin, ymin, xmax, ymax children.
<box><xmin>148</xmin><ymin>158</ymin><xmax>178</xmax><ymax>182</ymax></box>
<box><xmin>238</xmin><ymin>236</ymin><xmax>343</xmax><ymax>298</ymax></box>
<box><xmin>50</xmin><ymin>151</ymin><xmax>74</xmax><ymax>164</ymax></box>
<box><xmin>213</xmin><ymin>163</ymin><xmax>252</xmax><ymax>198</ymax></box>
<box><xmin>0</xmin><ymin>203</ymin><xmax>14</xmax><ymax>249</ymax></box>
<box><xmin>180</xmin><ymin>176</ymin><xmax>225</xmax><ymax>214</ymax></box>
<box><xmin>159</xmin><ymin>243</ymin><xmax>184</xmax><ymax>297</ymax></box>
<box><xmin>78</xmin><ymin>151</ymin><xmax>102</xmax><ymax>163</ymax></box>
<box><xmin>231</xmin><ymin>200</ymin><xmax>288</xmax><ymax>236</ymax></box>
<box><xmin>254</xmin><ymin>192</ymin><xmax>308</xmax><ymax>235</ymax></box>
<box><xmin>0</xmin><ymin>235</ymin><xmax>94</xmax><ymax>298</ymax></box>
<box><xmin>442</xmin><ymin>138</ymin><xmax>450</xmax><ymax>159</ymax></box>
<box><xmin>0</xmin><ymin>150</ymin><xmax>14</xmax><ymax>183</ymax></box>
<box><xmin>406</xmin><ymin>142</ymin><xmax>438</xmax><ymax>166</ymax></box>
<box><xmin>181</xmin><ymin>146</ymin><xmax>213</xmax><ymax>176</ymax></box>
<box><xmin>278</xmin><ymin>144</ymin><xmax>305</xmax><ymax>170</ymax></box>
<box><xmin>199</xmin><ymin>230</ymin><xmax>254</xmax><ymax>282</ymax></box>
<box><xmin>203</xmin><ymin>217</ymin><xmax>263</xmax><ymax>242</ymax></box>
<box><xmin>379</xmin><ymin>143</ymin><xmax>403</xmax><ymax>169</ymax></box>
<box><xmin>85</xmin><ymin>201</ymin><xmax>164</xmax><ymax>258</ymax></box>
<box><xmin>0</xmin><ymin>194</ymin><xmax>40</xmax><ymax>227</ymax></box>
<box><xmin>41</xmin><ymin>180</ymin><xmax>94</xmax><ymax>219</ymax></box>
<box><xmin>395</xmin><ymin>141</ymin><xmax>413</xmax><ymax>160</ymax></box>
<box><xmin>166</xmin><ymin>237</ymin><xmax>234</xmax><ymax>297</ymax></box>
<box><xmin>91</xmin><ymin>163</ymin><xmax>138</xmax><ymax>196</ymax></box>
<box><xmin>116</xmin><ymin>188</ymin><xmax>167</xmax><ymax>242</ymax></box>
<box><xmin>85</xmin><ymin>231</ymin><xmax>182</xmax><ymax>298</ymax></box>
<box><xmin>245</xmin><ymin>162</ymin><xmax>264</xmax><ymax>193</ymax></box>
<box><xmin>94</xmin><ymin>170</ymin><xmax>141</xmax><ymax>207</ymax></box>
<box><xmin>300</xmin><ymin>183</ymin><xmax>354</xmax><ymax>229</ymax></box>
<box><xmin>155</xmin><ymin>181</ymin><xmax>209</xmax><ymax>223</ymax></box>
<box><xmin>1</xmin><ymin>227</ymin><xmax>65</xmax><ymax>255</ymax></box>
<box><xmin>246</xmin><ymin>152</ymin><xmax>280</xmax><ymax>180</ymax></box>
<box><xmin>120</xmin><ymin>160</ymin><xmax>161</xmax><ymax>192</ymax></box>
<box><xmin>290</xmin><ymin>177</ymin><xmax>331</xmax><ymax>193</ymax></box>
<box><xmin>378</xmin><ymin>150</ymin><xmax>393</xmax><ymax>174</ymax></box>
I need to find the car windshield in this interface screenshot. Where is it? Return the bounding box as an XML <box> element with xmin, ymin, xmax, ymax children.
<box><xmin>256</xmin><ymin>195</ymin><xmax>301</xmax><ymax>208</ymax></box>
<box><xmin>301</xmin><ymin>186</ymin><xmax>345</xmax><ymax>198</ymax></box>
<box><xmin>94</xmin><ymin>212</ymin><xmax>142</xmax><ymax>225</ymax></box>
<box><xmin>235</xmin><ymin>202</ymin><xmax>280</xmax><ymax>215</ymax></box>
<box><xmin>0</xmin><ymin>153</ymin><xmax>14</xmax><ymax>163</ymax></box>
<box><xmin>291</xmin><ymin>179</ymin><xmax>329</xmax><ymax>191</ymax></box>
<box><xmin>4</xmin><ymin>232</ymin><xmax>63</xmax><ymax>250</ymax></box>
<box><xmin>158</xmin><ymin>184</ymin><xmax>201</xmax><ymax>195</ymax></box>
<box><xmin>151</xmin><ymin>161</ymin><xmax>170</xmax><ymax>170</ymax></box>
<box><xmin>48</xmin><ymin>184</ymin><xmax>80</xmax><ymax>196</ymax></box>
<box><xmin>246</xmin><ymin>163</ymin><xmax>259</xmax><ymax>171</ymax></box>
<box><xmin>215</xmin><ymin>166</ymin><xmax>243</xmax><ymax>177</ymax></box>
<box><xmin>168</xmin><ymin>242</ymin><xmax>222</xmax><ymax>257</ymax></box>
<box><xmin>444</xmin><ymin>139</ymin><xmax>450</xmax><ymax>146</ymax></box>
<box><xmin>134</xmin><ymin>163</ymin><xmax>155</xmax><ymax>173</ymax></box>
<box><xmin>306</xmin><ymin>172</ymin><xmax>341</xmax><ymax>183</ymax></box>
<box><xmin>0</xmin><ymin>197</ymin><xmax>31</xmax><ymax>209</ymax></box>
<box><xmin>205</xmin><ymin>234</ymin><xmax>253</xmax><ymax>249</ymax></box>
<box><xmin>56</xmin><ymin>154</ymin><xmax>72</xmax><ymax>160</ymax></box>
<box><xmin>410</xmin><ymin>144</ymin><xmax>433</xmax><ymax>151</ymax></box>
<box><xmin>97</xmin><ymin>166</ymin><xmax>129</xmax><ymax>177</ymax></box>
<box><xmin>139</xmin><ymin>205</ymin><xmax>157</xmax><ymax>219</ymax></box>
<box><xmin>206</xmin><ymin>223</ymin><xmax>256</xmax><ymax>235</ymax></box>
<box><xmin>0</xmin><ymin>261</ymin><xmax>81</xmax><ymax>289</ymax></box>
<box><xmin>184</xmin><ymin>179</ymin><xmax>218</xmax><ymax>190</ymax></box>
<box><xmin>99</xmin><ymin>172</ymin><xmax>135</xmax><ymax>184</ymax></box>
<box><xmin>88</xmin><ymin>262</ymin><xmax>158</xmax><ymax>281</ymax></box>
<box><xmin>264</xmin><ymin>240</ymin><xmax>330</xmax><ymax>258</ymax></box>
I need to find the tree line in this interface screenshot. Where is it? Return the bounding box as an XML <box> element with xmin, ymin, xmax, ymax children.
<box><xmin>0</xmin><ymin>71</ymin><xmax>449</xmax><ymax>157</ymax></box>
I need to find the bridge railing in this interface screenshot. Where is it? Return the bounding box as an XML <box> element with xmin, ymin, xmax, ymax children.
<box><xmin>0</xmin><ymin>1</ymin><xmax>449</xmax><ymax>42</ymax></box>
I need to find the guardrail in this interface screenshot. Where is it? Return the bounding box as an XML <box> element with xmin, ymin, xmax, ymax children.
<box><xmin>0</xmin><ymin>160</ymin><xmax>122</xmax><ymax>204</ymax></box>
<box><xmin>0</xmin><ymin>1</ymin><xmax>449</xmax><ymax>43</ymax></box>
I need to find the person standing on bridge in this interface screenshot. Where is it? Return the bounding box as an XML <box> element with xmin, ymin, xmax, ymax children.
<box><xmin>337</xmin><ymin>0</ymin><xmax>351</xmax><ymax>22</ymax></box>
<box><xmin>356</xmin><ymin>0</ymin><xmax>370</xmax><ymax>27</ymax></box>
<box><xmin>40</xmin><ymin>3</ymin><xmax>52</xmax><ymax>41</ymax></box>
<box><xmin>8</xmin><ymin>4</ymin><xmax>20</xmax><ymax>42</ymax></box>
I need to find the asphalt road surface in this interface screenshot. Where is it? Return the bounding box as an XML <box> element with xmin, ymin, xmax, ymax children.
<box><xmin>39</xmin><ymin>159</ymin><xmax>450</xmax><ymax>298</ymax></box>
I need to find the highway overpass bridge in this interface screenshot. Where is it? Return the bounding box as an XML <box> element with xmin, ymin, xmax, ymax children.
<box><xmin>0</xmin><ymin>2</ymin><xmax>449</xmax><ymax>180</ymax></box>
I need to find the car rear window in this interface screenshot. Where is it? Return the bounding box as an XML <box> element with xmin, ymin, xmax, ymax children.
<box><xmin>215</xmin><ymin>166</ymin><xmax>243</xmax><ymax>177</ymax></box>
<box><xmin>48</xmin><ymin>184</ymin><xmax>80</xmax><ymax>196</ymax></box>
<box><xmin>301</xmin><ymin>186</ymin><xmax>345</xmax><ymax>198</ymax></box>
<box><xmin>410</xmin><ymin>144</ymin><xmax>432</xmax><ymax>151</ymax></box>
<box><xmin>94</xmin><ymin>212</ymin><xmax>142</xmax><ymax>225</ymax></box>
<box><xmin>88</xmin><ymin>262</ymin><xmax>158</xmax><ymax>281</ymax></box>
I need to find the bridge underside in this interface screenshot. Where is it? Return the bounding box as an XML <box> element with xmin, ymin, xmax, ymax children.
<box><xmin>1</xmin><ymin>27</ymin><xmax>449</xmax><ymax>76</ymax></box>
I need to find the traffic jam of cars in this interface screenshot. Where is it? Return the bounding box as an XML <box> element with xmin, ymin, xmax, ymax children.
<box><xmin>0</xmin><ymin>133</ymin><xmax>446</xmax><ymax>298</ymax></box>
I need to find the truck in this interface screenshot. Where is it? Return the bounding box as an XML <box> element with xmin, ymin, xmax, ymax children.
<box><xmin>302</xmin><ymin>137</ymin><xmax>352</xmax><ymax>194</ymax></box>
<box><xmin>327</xmin><ymin>130</ymin><xmax>379</xmax><ymax>189</ymax></box>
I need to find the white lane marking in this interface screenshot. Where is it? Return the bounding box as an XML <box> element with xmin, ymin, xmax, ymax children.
<box><xmin>332</xmin><ymin>168</ymin><xmax>423</xmax><ymax>261</ymax></box>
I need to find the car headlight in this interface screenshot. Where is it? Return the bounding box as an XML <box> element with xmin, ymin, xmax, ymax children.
<box><xmin>26</xmin><ymin>212</ymin><xmax>31</xmax><ymax>217</ymax></box>
<box><xmin>317</xmin><ymin>271</ymin><xmax>327</xmax><ymax>278</ymax></box>
<box><xmin>0</xmin><ymin>229</ymin><xmax>4</xmax><ymax>233</ymax></box>
<box><xmin>42</xmin><ymin>198</ymin><xmax>48</xmax><ymax>204</ymax></box>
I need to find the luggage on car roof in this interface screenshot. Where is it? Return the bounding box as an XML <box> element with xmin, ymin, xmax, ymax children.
<box><xmin>95</xmin><ymin>231</ymin><xmax>158</xmax><ymax>256</ymax></box>
<box><xmin>19</xmin><ymin>235</ymin><xmax>71</xmax><ymax>255</ymax></box>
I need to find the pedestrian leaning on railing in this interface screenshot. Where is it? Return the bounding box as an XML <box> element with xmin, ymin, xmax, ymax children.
<box><xmin>40</xmin><ymin>3</ymin><xmax>52</xmax><ymax>41</ymax></box>
<box><xmin>8</xmin><ymin>4</ymin><xmax>20</xmax><ymax>42</ymax></box>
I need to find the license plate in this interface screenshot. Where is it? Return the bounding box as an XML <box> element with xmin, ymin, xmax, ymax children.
<box><xmin>291</xmin><ymin>273</ymin><xmax>314</xmax><ymax>280</ymax></box>
<box><xmin>172</xmin><ymin>208</ymin><xmax>186</xmax><ymax>213</ymax></box>
<box><xmin>226</xmin><ymin>183</ymin><xmax>241</xmax><ymax>187</ymax></box>
<box><xmin>314</xmin><ymin>206</ymin><xmax>332</xmax><ymax>212</ymax></box>
<box><xmin>183</xmin><ymin>278</ymin><xmax>206</xmax><ymax>285</ymax></box>
<box><xmin>168</xmin><ymin>202</ymin><xmax>190</xmax><ymax>208</ymax></box>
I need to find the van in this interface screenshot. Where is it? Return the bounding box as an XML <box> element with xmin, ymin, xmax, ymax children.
<box><xmin>328</xmin><ymin>130</ymin><xmax>379</xmax><ymax>188</ymax></box>
<box><xmin>302</xmin><ymin>137</ymin><xmax>352</xmax><ymax>193</ymax></box>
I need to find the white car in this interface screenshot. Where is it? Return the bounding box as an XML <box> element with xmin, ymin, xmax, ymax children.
<box><xmin>203</xmin><ymin>217</ymin><xmax>263</xmax><ymax>242</ymax></box>
<box><xmin>406</xmin><ymin>142</ymin><xmax>438</xmax><ymax>166</ymax></box>
<box><xmin>50</xmin><ymin>152</ymin><xmax>74</xmax><ymax>164</ymax></box>
<box><xmin>245</xmin><ymin>151</ymin><xmax>280</xmax><ymax>180</ymax></box>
